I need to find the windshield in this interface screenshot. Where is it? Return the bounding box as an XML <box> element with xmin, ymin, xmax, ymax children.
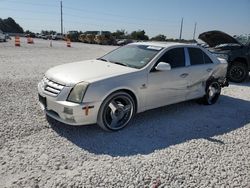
<box><xmin>234</xmin><ymin>34</ymin><xmax>250</xmax><ymax>45</ymax></box>
<box><xmin>99</xmin><ymin>44</ymin><xmax>163</xmax><ymax>69</ymax></box>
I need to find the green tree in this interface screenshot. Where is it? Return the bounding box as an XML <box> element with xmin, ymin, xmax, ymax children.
<box><xmin>151</xmin><ymin>34</ymin><xmax>167</xmax><ymax>41</ymax></box>
<box><xmin>129</xmin><ymin>30</ymin><xmax>149</xmax><ymax>40</ymax></box>
<box><xmin>25</xmin><ymin>30</ymin><xmax>36</xmax><ymax>37</ymax></box>
<box><xmin>0</xmin><ymin>17</ymin><xmax>24</xmax><ymax>33</ymax></box>
<box><xmin>112</xmin><ymin>29</ymin><xmax>127</xmax><ymax>39</ymax></box>
<box><xmin>41</xmin><ymin>30</ymin><xmax>56</xmax><ymax>35</ymax></box>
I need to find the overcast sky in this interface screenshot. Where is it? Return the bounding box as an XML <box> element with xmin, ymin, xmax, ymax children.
<box><xmin>0</xmin><ymin>0</ymin><xmax>250</xmax><ymax>39</ymax></box>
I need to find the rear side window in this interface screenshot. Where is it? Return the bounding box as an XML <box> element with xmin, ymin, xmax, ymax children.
<box><xmin>203</xmin><ymin>52</ymin><xmax>213</xmax><ymax>64</ymax></box>
<box><xmin>157</xmin><ymin>48</ymin><xmax>185</xmax><ymax>68</ymax></box>
<box><xmin>188</xmin><ymin>48</ymin><xmax>213</xmax><ymax>65</ymax></box>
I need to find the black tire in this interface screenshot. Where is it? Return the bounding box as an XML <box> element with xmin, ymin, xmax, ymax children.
<box><xmin>202</xmin><ymin>80</ymin><xmax>221</xmax><ymax>105</ymax></box>
<box><xmin>228</xmin><ymin>62</ymin><xmax>248</xmax><ymax>83</ymax></box>
<box><xmin>97</xmin><ymin>91</ymin><xmax>135</xmax><ymax>131</ymax></box>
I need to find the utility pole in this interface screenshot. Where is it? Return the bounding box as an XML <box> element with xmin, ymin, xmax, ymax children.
<box><xmin>179</xmin><ymin>17</ymin><xmax>183</xmax><ymax>40</ymax></box>
<box><xmin>193</xmin><ymin>22</ymin><xmax>197</xmax><ymax>40</ymax></box>
<box><xmin>60</xmin><ymin>1</ymin><xmax>63</xmax><ymax>34</ymax></box>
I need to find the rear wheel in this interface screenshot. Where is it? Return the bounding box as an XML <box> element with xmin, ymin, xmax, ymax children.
<box><xmin>97</xmin><ymin>92</ymin><xmax>135</xmax><ymax>131</ymax></box>
<box><xmin>228</xmin><ymin>62</ymin><xmax>248</xmax><ymax>83</ymax></box>
<box><xmin>203</xmin><ymin>80</ymin><xmax>221</xmax><ymax>105</ymax></box>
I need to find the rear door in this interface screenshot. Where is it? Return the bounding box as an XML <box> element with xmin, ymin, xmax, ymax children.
<box><xmin>185</xmin><ymin>47</ymin><xmax>216</xmax><ymax>99</ymax></box>
<box><xmin>145</xmin><ymin>47</ymin><xmax>189</xmax><ymax>109</ymax></box>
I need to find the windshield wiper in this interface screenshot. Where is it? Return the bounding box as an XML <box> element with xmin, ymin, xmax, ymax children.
<box><xmin>98</xmin><ymin>58</ymin><xmax>129</xmax><ymax>67</ymax></box>
<box><xmin>97</xmin><ymin>58</ymin><xmax>109</xmax><ymax>62</ymax></box>
<box><xmin>110</xmin><ymin>61</ymin><xmax>128</xmax><ymax>67</ymax></box>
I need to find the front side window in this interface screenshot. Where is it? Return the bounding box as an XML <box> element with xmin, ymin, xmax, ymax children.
<box><xmin>157</xmin><ymin>48</ymin><xmax>185</xmax><ymax>68</ymax></box>
<box><xmin>99</xmin><ymin>45</ymin><xmax>162</xmax><ymax>69</ymax></box>
<box><xmin>188</xmin><ymin>48</ymin><xmax>213</xmax><ymax>65</ymax></box>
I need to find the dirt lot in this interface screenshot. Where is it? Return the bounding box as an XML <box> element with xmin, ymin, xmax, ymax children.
<box><xmin>0</xmin><ymin>38</ymin><xmax>250</xmax><ymax>187</ymax></box>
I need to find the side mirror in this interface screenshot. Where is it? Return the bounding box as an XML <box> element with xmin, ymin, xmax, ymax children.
<box><xmin>155</xmin><ymin>62</ymin><xmax>171</xmax><ymax>71</ymax></box>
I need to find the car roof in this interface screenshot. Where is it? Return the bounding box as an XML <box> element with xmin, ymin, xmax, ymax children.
<box><xmin>130</xmin><ymin>41</ymin><xmax>198</xmax><ymax>48</ymax></box>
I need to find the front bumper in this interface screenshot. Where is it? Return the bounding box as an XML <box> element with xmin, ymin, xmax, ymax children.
<box><xmin>38</xmin><ymin>81</ymin><xmax>101</xmax><ymax>126</ymax></box>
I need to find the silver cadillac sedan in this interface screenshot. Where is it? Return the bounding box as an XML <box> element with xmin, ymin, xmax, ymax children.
<box><xmin>38</xmin><ymin>42</ymin><xmax>228</xmax><ymax>131</ymax></box>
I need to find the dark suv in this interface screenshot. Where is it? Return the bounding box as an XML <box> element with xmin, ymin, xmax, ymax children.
<box><xmin>199</xmin><ymin>30</ymin><xmax>250</xmax><ymax>82</ymax></box>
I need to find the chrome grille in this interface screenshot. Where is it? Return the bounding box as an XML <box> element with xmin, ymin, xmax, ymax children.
<box><xmin>41</xmin><ymin>77</ymin><xmax>64</xmax><ymax>97</ymax></box>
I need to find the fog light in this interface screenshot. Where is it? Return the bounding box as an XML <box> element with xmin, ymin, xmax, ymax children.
<box><xmin>63</xmin><ymin>107</ymin><xmax>73</xmax><ymax>115</ymax></box>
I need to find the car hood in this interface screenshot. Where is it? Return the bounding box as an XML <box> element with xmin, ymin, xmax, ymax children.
<box><xmin>45</xmin><ymin>60</ymin><xmax>137</xmax><ymax>86</ymax></box>
<box><xmin>198</xmin><ymin>30</ymin><xmax>240</xmax><ymax>47</ymax></box>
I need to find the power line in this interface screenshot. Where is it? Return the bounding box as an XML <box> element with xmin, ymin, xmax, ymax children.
<box><xmin>1</xmin><ymin>7</ymin><xmax>179</xmax><ymax>27</ymax></box>
<box><xmin>1</xmin><ymin>2</ymin><xmax>183</xmax><ymax>37</ymax></box>
<box><xmin>64</xmin><ymin>13</ymin><xmax>179</xmax><ymax>27</ymax></box>
<box><xmin>12</xmin><ymin>17</ymin><xmax>60</xmax><ymax>22</ymax></box>
<box><xmin>1</xmin><ymin>7</ymin><xmax>179</xmax><ymax>28</ymax></box>
<box><xmin>1</xmin><ymin>1</ymin><xmax>179</xmax><ymax>23</ymax></box>
<box><xmin>1</xmin><ymin>1</ymin><xmax>180</xmax><ymax>27</ymax></box>
<box><xmin>0</xmin><ymin>0</ymin><xmax>58</xmax><ymax>7</ymax></box>
<box><xmin>64</xmin><ymin>6</ymin><xmax>179</xmax><ymax>23</ymax></box>
<box><xmin>1</xmin><ymin>7</ymin><xmax>58</xmax><ymax>15</ymax></box>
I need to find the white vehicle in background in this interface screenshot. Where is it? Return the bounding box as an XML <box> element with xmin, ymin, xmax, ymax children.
<box><xmin>52</xmin><ymin>33</ymin><xmax>64</xmax><ymax>40</ymax></box>
<box><xmin>38</xmin><ymin>42</ymin><xmax>228</xmax><ymax>131</ymax></box>
<box><xmin>0</xmin><ymin>30</ymin><xmax>6</xmax><ymax>42</ymax></box>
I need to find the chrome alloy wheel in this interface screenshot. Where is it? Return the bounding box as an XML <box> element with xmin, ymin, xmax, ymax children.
<box><xmin>206</xmin><ymin>82</ymin><xmax>221</xmax><ymax>105</ymax></box>
<box><xmin>99</xmin><ymin>92</ymin><xmax>135</xmax><ymax>131</ymax></box>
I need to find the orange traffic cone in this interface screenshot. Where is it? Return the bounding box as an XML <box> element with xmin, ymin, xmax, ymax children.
<box><xmin>66</xmin><ymin>38</ymin><xmax>71</xmax><ymax>47</ymax></box>
<box><xmin>15</xmin><ymin>36</ymin><xmax>20</xmax><ymax>46</ymax></box>
<box><xmin>27</xmin><ymin>37</ymin><xmax>34</xmax><ymax>44</ymax></box>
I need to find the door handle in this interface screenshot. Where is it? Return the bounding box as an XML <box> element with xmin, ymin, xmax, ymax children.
<box><xmin>180</xmin><ymin>73</ymin><xmax>189</xmax><ymax>78</ymax></box>
<box><xmin>207</xmin><ymin>68</ymin><xmax>213</xmax><ymax>72</ymax></box>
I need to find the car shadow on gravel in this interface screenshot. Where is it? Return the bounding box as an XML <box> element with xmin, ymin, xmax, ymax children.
<box><xmin>48</xmin><ymin>95</ymin><xmax>250</xmax><ymax>157</ymax></box>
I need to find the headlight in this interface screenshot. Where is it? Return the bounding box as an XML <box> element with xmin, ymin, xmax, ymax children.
<box><xmin>67</xmin><ymin>82</ymin><xmax>89</xmax><ymax>103</ymax></box>
<box><xmin>213</xmin><ymin>53</ymin><xmax>229</xmax><ymax>61</ymax></box>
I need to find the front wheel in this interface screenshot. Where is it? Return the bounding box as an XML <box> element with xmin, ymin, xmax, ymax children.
<box><xmin>228</xmin><ymin>62</ymin><xmax>248</xmax><ymax>83</ymax></box>
<box><xmin>97</xmin><ymin>92</ymin><xmax>135</xmax><ymax>131</ymax></box>
<box><xmin>203</xmin><ymin>81</ymin><xmax>221</xmax><ymax>105</ymax></box>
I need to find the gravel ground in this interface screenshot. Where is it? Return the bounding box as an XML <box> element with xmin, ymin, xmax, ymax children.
<box><xmin>0</xmin><ymin>38</ymin><xmax>250</xmax><ymax>188</ymax></box>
